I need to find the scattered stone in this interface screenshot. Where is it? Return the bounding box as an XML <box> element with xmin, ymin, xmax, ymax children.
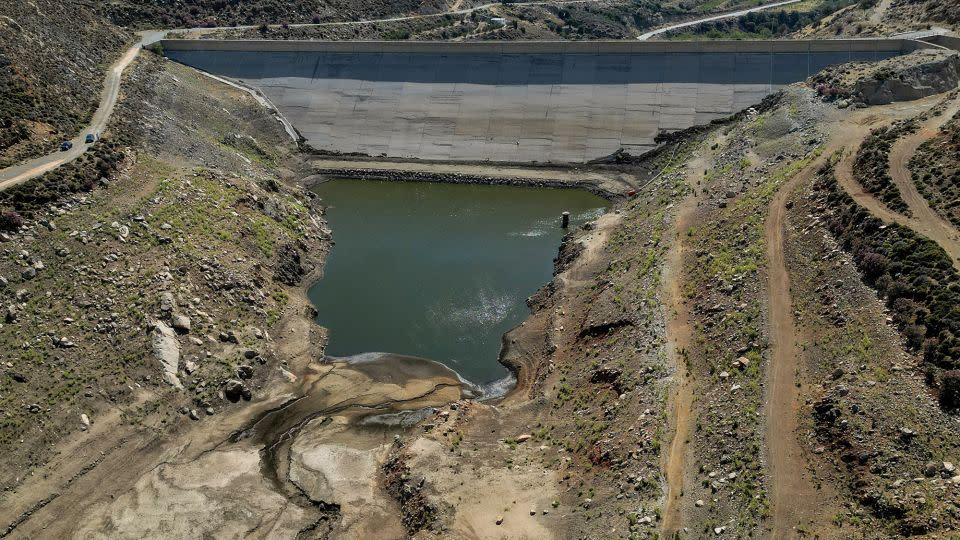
<box><xmin>237</xmin><ymin>365</ymin><xmax>254</xmax><ymax>380</ymax></box>
<box><xmin>172</xmin><ymin>314</ymin><xmax>191</xmax><ymax>333</ymax></box>
<box><xmin>695</xmin><ymin>499</ymin><xmax>704</xmax><ymax>507</ymax></box>
<box><xmin>188</xmin><ymin>409</ymin><xmax>200</xmax><ymax>421</ymax></box>
<box><xmin>21</xmin><ymin>266</ymin><xmax>36</xmax><ymax>280</ymax></box>
<box><xmin>515</xmin><ymin>434</ymin><xmax>532</xmax><ymax>443</ymax></box>
<box><xmin>224</xmin><ymin>379</ymin><xmax>252</xmax><ymax>402</ymax></box>
<box><xmin>160</xmin><ymin>292</ymin><xmax>176</xmax><ymax>313</ymax></box>
<box><xmin>495</xmin><ymin>515</ymin><xmax>504</xmax><ymax>525</ymax></box>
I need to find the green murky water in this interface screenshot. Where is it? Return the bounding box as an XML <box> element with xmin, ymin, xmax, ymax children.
<box><xmin>307</xmin><ymin>179</ymin><xmax>608</xmax><ymax>386</ymax></box>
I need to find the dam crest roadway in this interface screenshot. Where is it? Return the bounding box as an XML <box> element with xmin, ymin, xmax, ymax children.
<box><xmin>162</xmin><ymin>39</ymin><xmax>933</xmax><ymax>163</ymax></box>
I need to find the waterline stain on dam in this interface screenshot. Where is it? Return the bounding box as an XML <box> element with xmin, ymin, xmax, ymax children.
<box><xmin>307</xmin><ymin>179</ymin><xmax>608</xmax><ymax>385</ymax></box>
<box><xmin>162</xmin><ymin>39</ymin><xmax>920</xmax><ymax>162</ymax></box>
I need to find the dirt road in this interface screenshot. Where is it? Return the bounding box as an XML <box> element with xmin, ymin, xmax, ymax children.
<box><xmin>836</xmin><ymin>129</ymin><xmax>960</xmax><ymax>271</ymax></box>
<box><xmin>762</xmin><ymin>94</ymin><xmax>954</xmax><ymax>538</ymax></box>
<box><xmin>765</xmin><ymin>158</ymin><xmax>822</xmax><ymax>538</ymax></box>
<box><xmin>659</xmin><ymin>151</ymin><xmax>710</xmax><ymax>537</ymax></box>
<box><xmin>886</xmin><ymin>98</ymin><xmax>960</xmax><ymax>268</ymax></box>
<box><xmin>637</xmin><ymin>0</ymin><xmax>802</xmax><ymax>40</ymax></box>
<box><xmin>0</xmin><ymin>39</ymin><xmax>150</xmax><ymax>191</ymax></box>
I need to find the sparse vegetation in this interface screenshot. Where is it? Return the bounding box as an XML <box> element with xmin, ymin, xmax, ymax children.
<box><xmin>909</xmin><ymin>111</ymin><xmax>960</xmax><ymax>228</ymax></box>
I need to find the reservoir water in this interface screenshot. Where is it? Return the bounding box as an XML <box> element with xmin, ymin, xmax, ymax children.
<box><xmin>307</xmin><ymin>179</ymin><xmax>608</xmax><ymax>385</ymax></box>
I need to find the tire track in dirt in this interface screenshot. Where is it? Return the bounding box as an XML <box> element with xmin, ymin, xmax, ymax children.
<box><xmin>765</xmin><ymin>159</ymin><xmax>822</xmax><ymax>538</ymax></box>
<box><xmin>836</xmin><ymin>134</ymin><xmax>960</xmax><ymax>271</ymax></box>
<box><xmin>661</xmin><ymin>146</ymin><xmax>713</xmax><ymax>537</ymax></box>
<box><xmin>660</xmin><ymin>197</ymin><xmax>697</xmax><ymax>537</ymax></box>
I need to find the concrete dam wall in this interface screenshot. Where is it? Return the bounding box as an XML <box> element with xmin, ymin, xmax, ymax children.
<box><xmin>162</xmin><ymin>39</ymin><xmax>925</xmax><ymax>163</ymax></box>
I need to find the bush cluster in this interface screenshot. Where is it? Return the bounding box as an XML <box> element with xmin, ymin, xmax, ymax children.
<box><xmin>816</xmin><ymin>163</ymin><xmax>960</xmax><ymax>409</ymax></box>
<box><xmin>853</xmin><ymin>121</ymin><xmax>916</xmax><ymax>214</ymax></box>
<box><xmin>0</xmin><ymin>209</ymin><xmax>23</xmax><ymax>232</ymax></box>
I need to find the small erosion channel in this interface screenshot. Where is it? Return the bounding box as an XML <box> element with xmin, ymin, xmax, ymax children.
<box><xmin>309</xmin><ymin>178</ymin><xmax>609</xmax><ymax>391</ymax></box>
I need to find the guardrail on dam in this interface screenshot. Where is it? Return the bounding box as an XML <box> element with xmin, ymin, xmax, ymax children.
<box><xmin>162</xmin><ymin>39</ymin><xmax>930</xmax><ymax>163</ymax></box>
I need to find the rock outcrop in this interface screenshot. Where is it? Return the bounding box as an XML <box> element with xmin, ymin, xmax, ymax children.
<box><xmin>151</xmin><ymin>321</ymin><xmax>182</xmax><ymax>389</ymax></box>
<box><xmin>855</xmin><ymin>51</ymin><xmax>960</xmax><ymax>105</ymax></box>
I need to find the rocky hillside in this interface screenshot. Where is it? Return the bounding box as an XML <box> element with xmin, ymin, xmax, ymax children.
<box><xmin>0</xmin><ymin>52</ymin><xmax>328</xmax><ymax>494</ymax></box>
<box><xmin>804</xmin><ymin>0</ymin><xmax>959</xmax><ymax>37</ymax></box>
<box><xmin>0</xmin><ymin>0</ymin><xmax>129</xmax><ymax>168</ymax></box>
<box><xmin>99</xmin><ymin>0</ymin><xmax>477</xmax><ymax>28</ymax></box>
<box><xmin>810</xmin><ymin>50</ymin><xmax>960</xmax><ymax>106</ymax></box>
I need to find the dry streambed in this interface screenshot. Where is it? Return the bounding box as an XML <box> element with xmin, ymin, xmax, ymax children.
<box><xmin>73</xmin><ymin>354</ymin><xmax>464</xmax><ymax>539</ymax></box>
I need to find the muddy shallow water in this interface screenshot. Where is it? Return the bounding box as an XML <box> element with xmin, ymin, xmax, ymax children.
<box><xmin>308</xmin><ymin>179</ymin><xmax>608</xmax><ymax>385</ymax></box>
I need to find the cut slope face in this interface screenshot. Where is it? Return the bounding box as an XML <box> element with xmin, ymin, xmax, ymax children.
<box><xmin>163</xmin><ymin>40</ymin><xmax>909</xmax><ymax>163</ymax></box>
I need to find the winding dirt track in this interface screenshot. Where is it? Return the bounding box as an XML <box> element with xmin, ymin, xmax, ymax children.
<box><xmin>0</xmin><ymin>42</ymin><xmax>142</xmax><ymax>191</ymax></box>
<box><xmin>836</xmin><ymin>138</ymin><xmax>960</xmax><ymax>272</ymax></box>
<box><xmin>660</xmin><ymin>142</ymin><xmax>715</xmax><ymax>537</ymax></box>
<box><xmin>762</xmin><ymin>94</ymin><xmax>956</xmax><ymax>537</ymax></box>
<box><xmin>887</xmin><ymin>97</ymin><xmax>960</xmax><ymax>268</ymax></box>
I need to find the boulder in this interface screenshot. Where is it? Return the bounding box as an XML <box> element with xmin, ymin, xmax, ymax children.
<box><xmin>224</xmin><ymin>379</ymin><xmax>252</xmax><ymax>402</ymax></box>
<box><xmin>151</xmin><ymin>321</ymin><xmax>183</xmax><ymax>389</ymax></box>
<box><xmin>172</xmin><ymin>314</ymin><xmax>191</xmax><ymax>333</ymax></box>
<box><xmin>237</xmin><ymin>365</ymin><xmax>254</xmax><ymax>380</ymax></box>
<box><xmin>160</xmin><ymin>292</ymin><xmax>176</xmax><ymax>313</ymax></box>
